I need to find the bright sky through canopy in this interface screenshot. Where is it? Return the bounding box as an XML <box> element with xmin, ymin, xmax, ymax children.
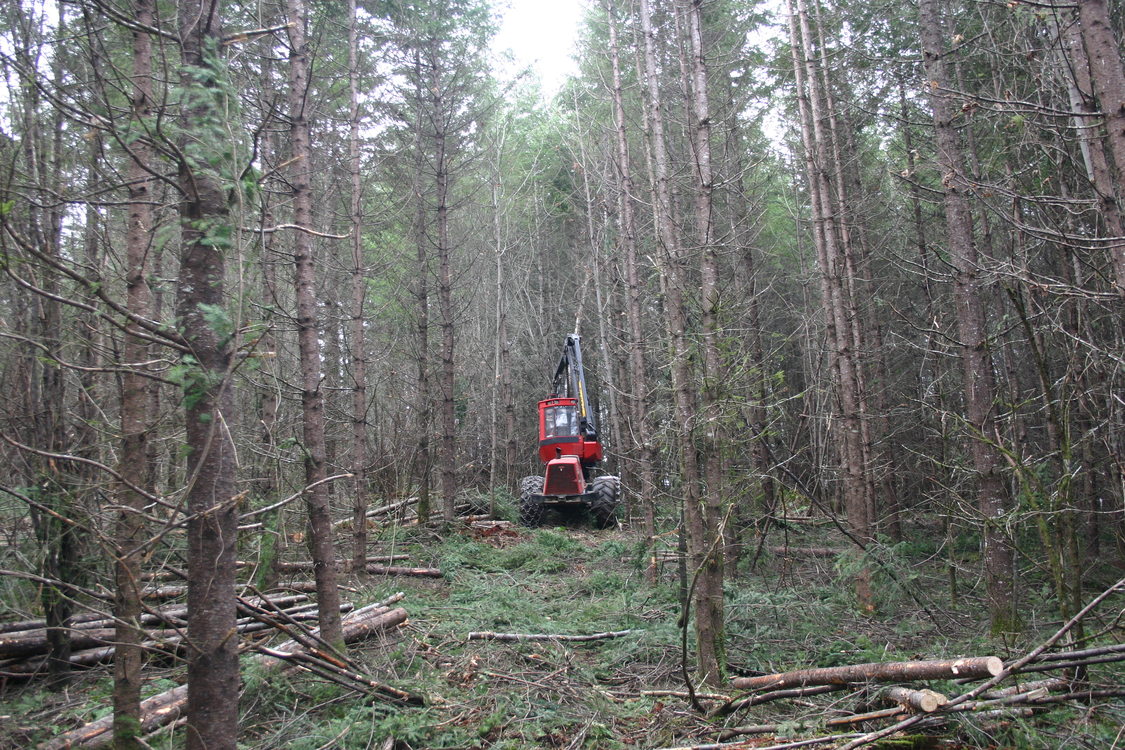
<box><xmin>493</xmin><ymin>0</ymin><xmax>585</xmax><ymax>96</ymax></box>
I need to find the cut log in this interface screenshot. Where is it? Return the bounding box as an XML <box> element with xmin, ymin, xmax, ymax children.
<box><xmin>141</xmin><ymin>585</ymin><xmax>187</xmax><ymax>600</ymax></box>
<box><xmin>467</xmin><ymin>629</ymin><xmax>636</xmax><ymax>643</ymax></box>
<box><xmin>273</xmin><ymin>557</ymin><xmax>412</xmax><ymax>573</ymax></box>
<box><xmin>731</xmin><ymin>656</ymin><xmax>1003</xmax><ymax>691</ymax></box>
<box><xmin>0</xmin><ymin>595</ymin><xmax>317</xmax><ymax>666</ymax></box>
<box><xmin>41</xmin><ymin>684</ymin><xmax>188</xmax><ymax>750</ymax></box>
<box><xmin>882</xmin><ymin>686</ymin><xmax>948</xmax><ymax>713</ymax></box>
<box><xmin>364</xmin><ymin>564</ymin><xmax>442</xmax><ymax>578</ymax></box>
<box><xmin>0</xmin><ymin>627</ymin><xmax>118</xmax><ymax>660</ymax></box>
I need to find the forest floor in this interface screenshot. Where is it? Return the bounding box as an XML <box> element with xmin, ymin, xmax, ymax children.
<box><xmin>3</xmin><ymin>501</ymin><xmax>1124</xmax><ymax>749</ymax></box>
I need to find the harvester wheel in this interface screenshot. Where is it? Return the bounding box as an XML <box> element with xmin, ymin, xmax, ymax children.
<box><xmin>519</xmin><ymin>475</ymin><xmax>546</xmax><ymax>527</ymax></box>
<box><xmin>588</xmin><ymin>475</ymin><xmax>621</xmax><ymax>528</ymax></box>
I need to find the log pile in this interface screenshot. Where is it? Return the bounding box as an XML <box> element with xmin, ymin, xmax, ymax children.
<box><xmin>40</xmin><ymin>593</ymin><xmax>418</xmax><ymax>749</ymax></box>
<box><xmin>0</xmin><ymin>593</ymin><xmax>323</xmax><ymax>678</ymax></box>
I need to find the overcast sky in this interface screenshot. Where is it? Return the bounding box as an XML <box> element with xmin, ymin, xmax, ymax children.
<box><xmin>492</xmin><ymin>0</ymin><xmax>586</xmax><ymax>95</ymax></box>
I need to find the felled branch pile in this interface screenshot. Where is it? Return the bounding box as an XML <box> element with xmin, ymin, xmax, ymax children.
<box><xmin>716</xmin><ymin>647</ymin><xmax>1125</xmax><ymax>742</ymax></box>
<box><xmin>330</xmin><ymin>496</ymin><xmax>474</xmax><ymax>530</ymax></box>
<box><xmin>332</xmin><ymin>496</ymin><xmax>419</xmax><ymax>528</ymax></box>
<box><xmin>41</xmin><ymin>593</ymin><xmax>417</xmax><ymax>749</ymax></box>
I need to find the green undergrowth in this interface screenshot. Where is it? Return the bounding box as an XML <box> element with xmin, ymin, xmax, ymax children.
<box><xmin>3</xmin><ymin>520</ymin><xmax>1123</xmax><ymax>749</ymax></box>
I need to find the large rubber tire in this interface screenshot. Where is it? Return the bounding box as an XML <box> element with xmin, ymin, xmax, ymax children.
<box><xmin>519</xmin><ymin>475</ymin><xmax>546</xmax><ymax>527</ymax></box>
<box><xmin>588</xmin><ymin>475</ymin><xmax>621</xmax><ymax>529</ymax></box>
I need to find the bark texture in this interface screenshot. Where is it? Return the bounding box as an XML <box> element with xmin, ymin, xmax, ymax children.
<box><xmin>1075</xmin><ymin>0</ymin><xmax>1125</xmax><ymax>296</ymax></box>
<box><xmin>918</xmin><ymin>0</ymin><xmax>1018</xmax><ymax>634</ymax></box>
<box><xmin>287</xmin><ymin>0</ymin><xmax>344</xmax><ymax>649</ymax></box>
<box><xmin>113</xmin><ymin>0</ymin><xmax>156</xmax><ymax>741</ymax></box>
<box><xmin>175</xmin><ymin>2</ymin><xmax>240</xmax><ymax>745</ymax></box>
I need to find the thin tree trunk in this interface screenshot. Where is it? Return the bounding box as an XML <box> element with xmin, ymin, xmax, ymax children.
<box><xmin>685</xmin><ymin>0</ymin><xmax>725</xmax><ymax>685</ymax></box>
<box><xmin>412</xmin><ymin>50</ymin><xmax>433</xmax><ymax>525</ymax></box>
<box><xmin>638</xmin><ymin>0</ymin><xmax>713</xmax><ymax>683</ymax></box>
<box><xmin>788</xmin><ymin>0</ymin><xmax>873</xmax><ymax>609</ymax></box>
<box><xmin>28</xmin><ymin>5</ymin><xmax>80</xmax><ymax>691</ymax></box>
<box><xmin>918</xmin><ymin>0</ymin><xmax>1018</xmax><ymax>634</ymax></box>
<box><xmin>286</xmin><ymin>0</ymin><xmax>344</xmax><ymax>648</ymax></box>
<box><xmin>1075</xmin><ymin>0</ymin><xmax>1125</xmax><ymax>297</ymax></box>
<box><xmin>605</xmin><ymin>0</ymin><xmax>656</xmax><ymax>576</ymax></box>
<box><xmin>436</xmin><ymin>99</ymin><xmax>457</xmax><ymax>525</ymax></box>
<box><xmin>347</xmin><ymin>0</ymin><xmax>369</xmax><ymax>574</ymax></box>
<box><xmin>113</xmin><ymin>0</ymin><xmax>155</xmax><ymax>740</ymax></box>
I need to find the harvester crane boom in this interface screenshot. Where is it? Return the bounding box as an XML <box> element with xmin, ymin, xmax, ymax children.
<box><xmin>550</xmin><ymin>334</ymin><xmax>597</xmax><ymax>441</ymax></box>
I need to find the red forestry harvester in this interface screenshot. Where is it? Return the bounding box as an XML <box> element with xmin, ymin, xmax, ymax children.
<box><xmin>518</xmin><ymin>334</ymin><xmax>621</xmax><ymax>528</ymax></box>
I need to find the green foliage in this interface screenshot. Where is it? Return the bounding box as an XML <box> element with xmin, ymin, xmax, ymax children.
<box><xmin>197</xmin><ymin>303</ymin><xmax>234</xmax><ymax>345</ymax></box>
<box><xmin>166</xmin><ymin>354</ymin><xmax>223</xmax><ymax>411</ymax></box>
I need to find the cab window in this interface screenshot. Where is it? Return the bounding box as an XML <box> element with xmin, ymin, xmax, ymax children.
<box><xmin>544</xmin><ymin>405</ymin><xmax>578</xmax><ymax>438</ymax></box>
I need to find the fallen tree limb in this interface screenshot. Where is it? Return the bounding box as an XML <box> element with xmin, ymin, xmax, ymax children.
<box><xmin>981</xmin><ymin>677</ymin><xmax>1069</xmax><ymax>698</ymax></box>
<box><xmin>768</xmin><ymin>546</ymin><xmax>842</xmax><ymax>558</ymax></box>
<box><xmin>0</xmin><ymin>593</ymin><xmax>309</xmax><ymax>648</ymax></box>
<box><xmin>712</xmin><ymin>684</ymin><xmax>847</xmax><ymax>717</ymax></box>
<box><xmin>331</xmin><ymin>497</ymin><xmax>419</xmax><ymax>528</ymax></box>
<box><xmin>273</xmin><ymin>556</ymin><xmax>412</xmax><ymax>573</ymax></box>
<box><xmin>2</xmin><ymin>603</ymin><xmax>347</xmax><ymax>676</ymax></box>
<box><xmin>467</xmin><ymin>629</ymin><xmax>637</xmax><ymax>643</ymax></box>
<box><xmin>731</xmin><ymin>656</ymin><xmax>1003</xmax><ymax>691</ymax></box>
<box><xmin>655</xmin><ymin>734</ymin><xmax>865</xmax><ymax>750</ymax></box>
<box><xmin>642</xmin><ymin>689</ymin><xmax>732</xmax><ymax>702</ymax></box>
<box><xmin>721</xmin><ymin>706</ymin><xmax>906</xmax><ymax>737</ymax></box>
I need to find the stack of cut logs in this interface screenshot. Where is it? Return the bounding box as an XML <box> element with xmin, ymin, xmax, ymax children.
<box><xmin>0</xmin><ymin>593</ymin><xmax>328</xmax><ymax>676</ymax></box>
<box><xmin>25</xmin><ymin>591</ymin><xmax>416</xmax><ymax>749</ymax></box>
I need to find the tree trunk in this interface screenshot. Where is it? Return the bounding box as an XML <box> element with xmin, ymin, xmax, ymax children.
<box><xmin>685</xmin><ymin>0</ymin><xmax>726</xmax><ymax>685</ymax></box>
<box><xmin>788</xmin><ymin>0</ymin><xmax>873</xmax><ymax>609</ymax></box>
<box><xmin>918</xmin><ymin>0</ymin><xmax>1018</xmax><ymax>634</ymax></box>
<box><xmin>286</xmin><ymin>0</ymin><xmax>344</xmax><ymax>649</ymax></box>
<box><xmin>412</xmin><ymin>48</ymin><xmax>433</xmax><ymax>525</ymax></box>
<box><xmin>436</xmin><ymin>97</ymin><xmax>457</xmax><ymax>525</ymax></box>
<box><xmin>175</xmin><ymin>1</ymin><xmax>240</xmax><ymax>744</ymax></box>
<box><xmin>114</xmin><ymin>0</ymin><xmax>155</xmax><ymax>741</ymax></box>
<box><xmin>347</xmin><ymin>0</ymin><xmax>369</xmax><ymax>574</ymax></box>
<box><xmin>638</xmin><ymin>0</ymin><xmax>716</xmax><ymax>684</ymax></box>
<box><xmin>605</xmin><ymin>0</ymin><xmax>657</xmax><ymax>576</ymax></box>
<box><xmin>1075</xmin><ymin>0</ymin><xmax>1125</xmax><ymax>297</ymax></box>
